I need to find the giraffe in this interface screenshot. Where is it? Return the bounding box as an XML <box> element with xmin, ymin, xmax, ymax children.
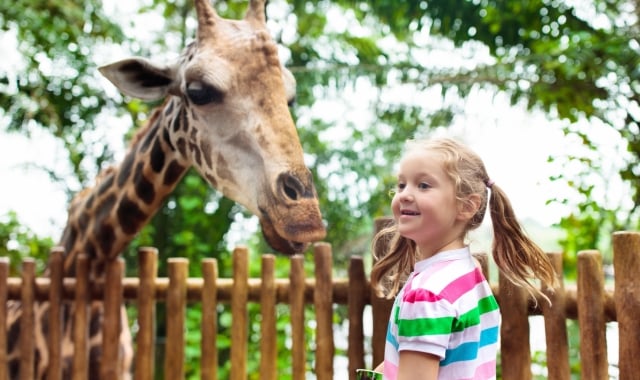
<box><xmin>5</xmin><ymin>0</ymin><xmax>326</xmax><ymax>378</ymax></box>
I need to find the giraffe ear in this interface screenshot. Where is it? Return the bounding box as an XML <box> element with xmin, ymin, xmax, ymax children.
<box><xmin>281</xmin><ymin>67</ymin><xmax>297</xmax><ymax>104</ymax></box>
<box><xmin>99</xmin><ymin>58</ymin><xmax>178</xmax><ymax>101</ymax></box>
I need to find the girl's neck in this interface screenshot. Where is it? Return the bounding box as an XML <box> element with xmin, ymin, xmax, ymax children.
<box><xmin>416</xmin><ymin>237</ymin><xmax>466</xmax><ymax>261</ymax></box>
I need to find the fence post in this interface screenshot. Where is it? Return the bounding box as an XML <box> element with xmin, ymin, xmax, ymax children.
<box><xmin>576</xmin><ymin>250</ymin><xmax>608</xmax><ymax>380</ymax></box>
<box><xmin>259</xmin><ymin>255</ymin><xmax>277</xmax><ymax>380</ymax></box>
<box><xmin>72</xmin><ymin>254</ymin><xmax>90</xmax><ymax>380</ymax></box>
<box><xmin>47</xmin><ymin>248</ymin><xmax>64</xmax><ymax>380</ymax></box>
<box><xmin>541</xmin><ymin>252</ymin><xmax>570</xmax><ymax>380</ymax></box>
<box><xmin>347</xmin><ymin>256</ymin><xmax>366</xmax><ymax>379</ymax></box>
<box><xmin>164</xmin><ymin>257</ymin><xmax>188</xmax><ymax>379</ymax></box>
<box><xmin>290</xmin><ymin>255</ymin><xmax>306</xmax><ymax>380</ymax></box>
<box><xmin>314</xmin><ymin>243</ymin><xmax>335</xmax><ymax>380</ymax></box>
<box><xmin>102</xmin><ymin>258</ymin><xmax>125</xmax><ymax>380</ymax></box>
<box><xmin>201</xmin><ymin>258</ymin><xmax>219</xmax><ymax>380</ymax></box>
<box><xmin>498</xmin><ymin>272</ymin><xmax>531</xmax><ymax>380</ymax></box>
<box><xmin>19</xmin><ymin>258</ymin><xmax>36</xmax><ymax>380</ymax></box>
<box><xmin>135</xmin><ymin>247</ymin><xmax>158</xmax><ymax>380</ymax></box>
<box><xmin>230</xmin><ymin>247</ymin><xmax>249</xmax><ymax>380</ymax></box>
<box><xmin>613</xmin><ymin>231</ymin><xmax>640</xmax><ymax>380</ymax></box>
<box><xmin>0</xmin><ymin>257</ymin><xmax>8</xmax><ymax>380</ymax></box>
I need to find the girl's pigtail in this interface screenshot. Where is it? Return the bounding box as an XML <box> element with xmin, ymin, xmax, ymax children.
<box><xmin>370</xmin><ymin>225</ymin><xmax>416</xmax><ymax>299</ymax></box>
<box><xmin>488</xmin><ymin>184</ymin><xmax>558</xmax><ymax>304</ymax></box>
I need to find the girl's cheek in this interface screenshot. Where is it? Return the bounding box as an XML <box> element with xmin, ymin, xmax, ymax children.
<box><xmin>390</xmin><ymin>197</ymin><xmax>401</xmax><ymax>217</ymax></box>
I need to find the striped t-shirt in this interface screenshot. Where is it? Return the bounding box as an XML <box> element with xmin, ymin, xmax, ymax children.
<box><xmin>382</xmin><ymin>247</ymin><xmax>500</xmax><ymax>380</ymax></box>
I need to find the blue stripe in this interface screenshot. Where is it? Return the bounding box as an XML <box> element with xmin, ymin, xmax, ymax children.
<box><xmin>440</xmin><ymin>326</ymin><xmax>499</xmax><ymax>366</ymax></box>
<box><xmin>386</xmin><ymin>322</ymin><xmax>399</xmax><ymax>350</ymax></box>
<box><xmin>441</xmin><ymin>341</ymin><xmax>479</xmax><ymax>366</ymax></box>
<box><xmin>479</xmin><ymin>326</ymin><xmax>499</xmax><ymax>348</ymax></box>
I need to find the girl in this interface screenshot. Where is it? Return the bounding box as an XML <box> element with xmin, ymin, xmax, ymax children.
<box><xmin>371</xmin><ymin>137</ymin><xmax>557</xmax><ymax>380</ymax></box>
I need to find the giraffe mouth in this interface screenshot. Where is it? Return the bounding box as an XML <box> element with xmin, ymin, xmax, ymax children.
<box><xmin>259</xmin><ymin>218</ymin><xmax>309</xmax><ymax>254</ymax></box>
<box><xmin>258</xmin><ymin>206</ymin><xmax>326</xmax><ymax>255</ymax></box>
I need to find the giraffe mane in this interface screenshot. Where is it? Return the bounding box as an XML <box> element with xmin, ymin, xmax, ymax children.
<box><xmin>129</xmin><ymin>101</ymin><xmax>168</xmax><ymax>148</ymax></box>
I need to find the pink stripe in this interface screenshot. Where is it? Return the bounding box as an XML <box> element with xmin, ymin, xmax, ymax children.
<box><xmin>403</xmin><ymin>268</ymin><xmax>485</xmax><ymax>304</ymax></box>
<box><xmin>460</xmin><ymin>359</ymin><xmax>496</xmax><ymax>380</ymax></box>
<box><xmin>439</xmin><ymin>268</ymin><xmax>485</xmax><ymax>303</ymax></box>
<box><xmin>383</xmin><ymin>360</ymin><xmax>398</xmax><ymax>379</ymax></box>
<box><xmin>402</xmin><ymin>287</ymin><xmax>440</xmax><ymax>303</ymax></box>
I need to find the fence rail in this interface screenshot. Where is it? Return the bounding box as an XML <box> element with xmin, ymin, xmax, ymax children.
<box><xmin>1</xmin><ymin>231</ymin><xmax>639</xmax><ymax>379</ymax></box>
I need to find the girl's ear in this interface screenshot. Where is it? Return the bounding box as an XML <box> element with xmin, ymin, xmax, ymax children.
<box><xmin>458</xmin><ymin>194</ymin><xmax>482</xmax><ymax>222</ymax></box>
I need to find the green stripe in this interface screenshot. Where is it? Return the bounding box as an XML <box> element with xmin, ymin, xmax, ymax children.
<box><xmin>398</xmin><ymin>315</ymin><xmax>455</xmax><ymax>336</ymax></box>
<box><xmin>396</xmin><ymin>295</ymin><xmax>499</xmax><ymax>337</ymax></box>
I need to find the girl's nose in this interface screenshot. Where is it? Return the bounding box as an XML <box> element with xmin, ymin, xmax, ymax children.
<box><xmin>397</xmin><ymin>189</ymin><xmax>414</xmax><ymax>202</ymax></box>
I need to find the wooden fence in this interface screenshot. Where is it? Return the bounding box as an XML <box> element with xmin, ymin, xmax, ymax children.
<box><xmin>1</xmin><ymin>231</ymin><xmax>639</xmax><ymax>379</ymax></box>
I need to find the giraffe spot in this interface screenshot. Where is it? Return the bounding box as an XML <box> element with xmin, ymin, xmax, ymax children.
<box><xmin>97</xmin><ymin>173</ymin><xmax>115</xmax><ymax>196</ymax></box>
<box><xmin>201</xmin><ymin>140</ymin><xmax>213</xmax><ymax>169</ymax></box>
<box><xmin>216</xmin><ymin>153</ymin><xmax>232</xmax><ymax>181</ymax></box>
<box><xmin>78</xmin><ymin>212</ymin><xmax>89</xmax><ymax>231</ymax></box>
<box><xmin>205</xmin><ymin>173</ymin><xmax>218</xmax><ymax>188</ymax></box>
<box><xmin>62</xmin><ymin>358</ymin><xmax>73</xmax><ymax>379</ymax></box>
<box><xmin>95</xmin><ymin>194</ymin><xmax>117</xmax><ymax>224</ymax></box>
<box><xmin>150</xmin><ymin>138</ymin><xmax>166</xmax><ymax>173</ymax></box>
<box><xmin>89</xmin><ymin>312</ymin><xmax>102</xmax><ymax>336</ymax></box>
<box><xmin>134</xmin><ymin>162</ymin><xmax>156</xmax><ymax>204</ymax></box>
<box><xmin>164</xmin><ymin>100</ymin><xmax>174</xmax><ymax>117</ymax></box>
<box><xmin>176</xmin><ymin>138</ymin><xmax>187</xmax><ymax>158</ymax></box>
<box><xmin>9</xmin><ymin>359</ymin><xmax>18</xmax><ymax>379</ymax></box>
<box><xmin>162</xmin><ymin>128</ymin><xmax>175</xmax><ymax>151</ymax></box>
<box><xmin>117</xmin><ymin>196</ymin><xmax>147</xmax><ymax>235</ymax></box>
<box><xmin>97</xmin><ymin>223</ymin><xmax>116</xmax><ymax>258</ymax></box>
<box><xmin>140</xmin><ymin>123</ymin><xmax>159</xmax><ymax>153</ymax></box>
<box><xmin>86</xmin><ymin>194</ymin><xmax>95</xmax><ymax>209</ymax></box>
<box><xmin>63</xmin><ymin>226</ymin><xmax>78</xmax><ymax>256</ymax></box>
<box><xmin>190</xmin><ymin>142</ymin><xmax>202</xmax><ymax>167</ymax></box>
<box><xmin>164</xmin><ymin>160</ymin><xmax>186</xmax><ymax>186</ymax></box>
<box><xmin>172</xmin><ymin>108</ymin><xmax>182</xmax><ymax>132</ymax></box>
<box><xmin>117</xmin><ymin>154</ymin><xmax>135</xmax><ymax>188</ymax></box>
<box><xmin>41</xmin><ymin>306</ymin><xmax>50</xmax><ymax>337</ymax></box>
<box><xmin>182</xmin><ymin>105</ymin><xmax>189</xmax><ymax>132</ymax></box>
<box><xmin>7</xmin><ymin>318</ymin><xmax>20</xmax><ymax>349</ymax></box>
<box><xmin>84</xmin><ymin>241</ymin><xmax>96</xmax><ymax>260</ymax></box>
<box><xmin>89</xmin><ymin>346</ymin><xmax>101</xmax><ymax>379</ymax></box>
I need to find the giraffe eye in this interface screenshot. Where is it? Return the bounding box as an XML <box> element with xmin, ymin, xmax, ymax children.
<box><xmin>186</xmin><ymin>81</ymin><xmax>225</xmax><ymax>105</ymax></box>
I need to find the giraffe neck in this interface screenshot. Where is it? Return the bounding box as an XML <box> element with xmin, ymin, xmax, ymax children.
<box><xmin>59</xmin><ymin>99</ymin><xmax>190</xmax><ymax>277</ymax></box>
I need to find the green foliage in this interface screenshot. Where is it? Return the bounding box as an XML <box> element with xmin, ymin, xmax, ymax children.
<box><xmin>0</xmin><ymin>0</ymin><xmax>125</xmax><ymax>186</ymax></box>
<box><xmin>0</xmin><ymin>212</ymin><xmax>54</xmax><ymax>274</ymax></box>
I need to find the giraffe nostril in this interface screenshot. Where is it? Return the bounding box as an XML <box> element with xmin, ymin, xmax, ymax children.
<box><xmin>279</xmin><ymin>173</ymin><xmax>305</xmax><ymax>201</ymax></box>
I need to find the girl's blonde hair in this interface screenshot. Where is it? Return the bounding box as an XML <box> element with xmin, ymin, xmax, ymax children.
<box><xmin>371</xmin><ymin>138</ymin><xmax>557</xmax><ymax>301</ymax></box>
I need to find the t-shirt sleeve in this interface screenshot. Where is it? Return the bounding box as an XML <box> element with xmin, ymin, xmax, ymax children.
<box><xmin>394</xmin><ymin>287</ymin><xmax>455</xmax><ymax>359</ymax></box>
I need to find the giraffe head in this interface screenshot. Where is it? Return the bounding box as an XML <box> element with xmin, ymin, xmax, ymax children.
<box><xmin>98</xmin><ymin>0</ymin><xmax>325</xmax><ymax>254</ymax></box>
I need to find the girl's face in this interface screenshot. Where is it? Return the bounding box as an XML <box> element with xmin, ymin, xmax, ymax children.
<box><xmin>391</xmin><ymin>150</ymin><xmax>466</xmax><ymax>255</ymax></box>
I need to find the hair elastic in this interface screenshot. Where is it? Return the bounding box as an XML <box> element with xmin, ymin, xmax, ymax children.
<box><xmin>485</xmin><ymin>179</ymin><xmax>495</xmax><ymax>189</ymax></box>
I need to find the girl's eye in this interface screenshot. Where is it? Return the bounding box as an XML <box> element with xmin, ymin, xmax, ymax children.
<box><xmin>418</xmin><ymin>182</ymin><xmax>431</xmax><ymax>190</ymax></box>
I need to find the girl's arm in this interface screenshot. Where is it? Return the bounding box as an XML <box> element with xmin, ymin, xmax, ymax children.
<box><xmin>397</xmin><ymin>351</ymin><xmax>439</xmax><ymax>380</ymax></box>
